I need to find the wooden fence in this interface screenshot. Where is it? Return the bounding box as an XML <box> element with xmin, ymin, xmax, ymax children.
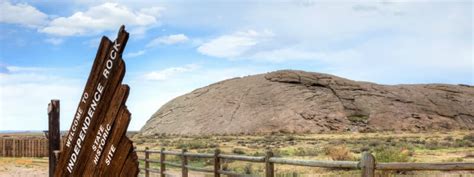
<box><xmin>136</xmin><ymin>148</ymin><xmax>474</xmax><ymax>177</ymax></box>
<box><xmin>0</xmin><ymin>138</ymin><xmax>49</xmax><ymax>157</ymax></box>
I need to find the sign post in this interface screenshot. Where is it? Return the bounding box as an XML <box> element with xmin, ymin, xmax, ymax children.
<box><xmin>47</xmin><ymin>99</ymin><xmax>60</xmax><ymax>177</ymax></box>
<box><xmin>54</xmin><ymin>26</ymin><xmax>138</xmax><ymax>177</ymax></box>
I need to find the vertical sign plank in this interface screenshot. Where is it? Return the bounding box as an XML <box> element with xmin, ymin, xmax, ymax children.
<box><xmin>48</xmin><ymin>100</ymin><xmax>60</xmax><ymax>177</ymax></box>
<box><xmin>54</xmin><ymin>26</ymin><xmax>138</xmax><ymax>177</ymax></box>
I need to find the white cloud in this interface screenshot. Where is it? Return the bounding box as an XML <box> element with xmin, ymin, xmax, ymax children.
<box><xmin>143</xmin><ymin>64</ymin><xmax>199</xmax><ymax>81</ymax></box>
<box><xmin>197</xmin><ymin>30</ymin><xmax>273</xmax><ymax>58</ymax></box>
<box><xmin>196</xmin><ymin>30</ymin><xmax>359</xmax><ymax>63</ymax></box>
<box><xmin>0</xmin><ymin>66</ymin><xmax>83</xmax><ymax>130</ymax></box>
<box><xmin>0</xmin><ymin>1</ymin><xmax>48</xmax><ymax>27</ymax></box>
<box><xmin>189</xmin><ymin>1</ymin><xmax>472</xmax><ymax>84</ymax></box>
<box><xmin>251</xmin><ymin>48</ymin><xmax>321</xmax><ymax>62</ymax></box>
<box><xmin>39</xmin><ymin>3</ymin><xmax>163</xmax><ymax>36</ymax></box>
<box><xmin>5</xmin><ymin>66</ymin><xmax>55</xmax><ymax>73</ymax></box>
<box><xmin>146</xmin><ymin>34</ymin><xmax>189</xmax><ymax>47</ymax></box>
<box><xmin>125</xmin><ymin>50</ymin><xmax>146</xmax><ymax>58</ymax></box>
<box><xmin>44</xmin><ymin>38</ymin><xmax>64</xmax><ymax>45</ymax></box>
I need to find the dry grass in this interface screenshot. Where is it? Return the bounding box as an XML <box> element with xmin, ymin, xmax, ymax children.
<box><xmin>1</xmin><ymin>131</ymin><xmax>472</xmax><ymax>176</ymax></box>
<box><xmin>324</xmin><ymin>145</ymin><xmax>354</xmax><ymax>161</ymax></box>
<box><xmin>133</xmin><ymin>130</ymin><xmax>474</xmax><ymax>176</ymax></box>
<box><xmin>0</xmin><ymin>157</ymin><xmax>48</xmax><ymax>177</ymax></box>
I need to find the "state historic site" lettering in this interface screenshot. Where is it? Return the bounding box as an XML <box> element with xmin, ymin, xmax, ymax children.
<box><xmin>66</xmin><ymin>40</ymin><xmax>121</xmax><ymax>173</ymax></box>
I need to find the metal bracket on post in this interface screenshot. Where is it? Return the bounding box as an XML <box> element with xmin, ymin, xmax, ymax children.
<box><xmin>53</xmin><ymin>150</ymin><xmax>61</xmax><ymax>163</ymax></box>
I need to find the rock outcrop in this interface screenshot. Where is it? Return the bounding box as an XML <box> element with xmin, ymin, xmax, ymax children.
<box><xmin>139</xmin><ymin>70</ymin><xmax>474</xmax><ymax>136</ymax></box>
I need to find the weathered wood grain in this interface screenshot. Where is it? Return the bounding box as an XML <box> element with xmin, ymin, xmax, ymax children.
<box><xmin>361</xmin><ymin>152</ymin><xmax>375</xmax><ymax>177</ymax></box>
<box><xmin>119</xmin><ymin>147</ymin><xmax>139</xmax><ymax>177</ymax></box>
<box><xmin>54</xmin><ymin>37</ymin><xmax>112</xmax><ymax>177</ymax></box>
<box><xmin>103</xmin><ymin>135</ymin><xmax>133</xmax><ymax>177</ymax></box>
<box><xmin>81</xmin><ymin>85</ymin><xmax>129</xmax><ymax>176</ymax></box>
<box><xmin>218</xmin><ymin>154</ymin><xmax>265</xmax><ymax>162</ymax></box>
<box><xmin>54</xmin><ymin>26</ymin><xmax>137</xmax><ymax>176</ymax></box>
<box><xmin>268</xmin><ymin>157</ymin><xmax>359</xmax><ymax>168</ymax></box>
<box><xmin>48</xmin><ymin>100</ymin><xmax>60</xmax><ymax>177</ymax></box>
<box><xmin>0</xmin><ymin>138</ymin><xmax>49</xmax><ymax>157</ymax></box>
<box><xmin>376</xmin><ymin>162</ymin><xmax>474</xmax><ymax>171</ymax></box>
<box><xmin>96</xmin><ymin>106</ymin><xmax>132</xmax><ymax>176</ymax></box>
<box><xmin>70</xmin><ymin>32</ymin><xmax>128</xmax><ymax>176</ymax></box>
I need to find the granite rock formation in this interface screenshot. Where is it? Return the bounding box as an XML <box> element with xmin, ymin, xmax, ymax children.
<box><xmin>139</xmin><ymin>70</ymin><xmax>474</xmax><ymax>135</ymax></box>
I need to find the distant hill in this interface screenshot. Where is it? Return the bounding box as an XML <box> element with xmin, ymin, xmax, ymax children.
<box><xmin>139</xmin><ymin>70</ymin><xmax>474</xmax><ymax>136</ymax></box>
<box><xmin>0</xmin><ymin>130</ymin><xmax>42</xmax><ymax>134</ymax></box>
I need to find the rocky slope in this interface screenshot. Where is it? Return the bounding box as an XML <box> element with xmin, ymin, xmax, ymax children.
<box><xmin>139</xmin><ymin>70</ymin><xmax>474</xmax><ymax>136</ymax></box>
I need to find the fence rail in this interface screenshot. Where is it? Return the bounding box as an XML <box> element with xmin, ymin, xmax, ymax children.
<box><xmin>136</xmin><ymin>147</ymin><xmax>474</xmax><ymax>177</ymax></box>
<box><xmin>0</xmin><ymin>138</ymin><xmax>49</xmax><ymax>157</ymax></box>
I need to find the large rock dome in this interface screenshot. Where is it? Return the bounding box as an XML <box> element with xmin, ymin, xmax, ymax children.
<box><xmin>139</xmin><ymin>70</ymin><xmax>474</xmax><ymax>136</ymax></box>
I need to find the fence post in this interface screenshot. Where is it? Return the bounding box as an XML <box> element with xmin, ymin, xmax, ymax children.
<box><xmin>13</xmin><ymin>139</ymin><xmax>16</xmax><ymax>157</ymax></box>
<box><xmin>265</xmin><ymin>150</ymin><xmax>274</xmax><ymax>177</ymax></box>
<box><xmin>160</xmin><ymin>148</ymin><xmax>165</xmax><ymax>177</ymax></box>
<box><xmin>214</xmin><ymin>149</ymin><xmax>221</xmax><ymax>177</ymax></box>
<box><xmin>145</xmin><ymin>147</ymin><xmax>150</xmax><ymax>177</ymax></box>
<box><xmin>48</xmin><ymin>99</ymin><xmax>60</xmax><ymax>177</ymax></box>
<box><xmin>181</xmin><ymin>149</ymin><xmax>188</xmax><ymax>177</ymax></box>
<box><xmin>361</xmin><ymin>152</ymin><xmax>375</xmax><ymax>177</ymax></box>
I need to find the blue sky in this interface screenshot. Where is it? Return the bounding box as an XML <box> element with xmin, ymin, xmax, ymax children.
<box><xmin>0</xmin><ymin>0</ymin><xmax>472</xmax><ymax>131</ymax></box>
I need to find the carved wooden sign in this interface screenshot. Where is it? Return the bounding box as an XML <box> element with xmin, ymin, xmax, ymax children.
<box><xmin>54</xmin><ymin>26</ymin><xmax>138</xmax><ymax>177</ymax></box>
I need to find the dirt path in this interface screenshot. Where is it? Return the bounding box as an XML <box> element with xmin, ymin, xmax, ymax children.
<box><xmin>0</xmin><ymin>157</ymin><xmax>48</xmax><ymax>177</ymax></box>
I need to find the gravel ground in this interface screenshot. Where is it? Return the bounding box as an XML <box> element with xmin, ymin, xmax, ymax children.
<box><xmin>0</xmin><ymin>157</ymin><xmax>48</xmax><ymax>177</ymax></box>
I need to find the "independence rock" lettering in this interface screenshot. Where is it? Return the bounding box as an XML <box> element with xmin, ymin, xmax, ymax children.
<box><xmin>66</xmin><ymin>40</ymin><xmax>121</xmax><ymax>173</ymax></box>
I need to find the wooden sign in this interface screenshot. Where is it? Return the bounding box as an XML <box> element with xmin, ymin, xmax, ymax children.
<box><xmin>54</xmin><ymin>26</ymin><xmax>138</xmax><ymax>177</ymax></box>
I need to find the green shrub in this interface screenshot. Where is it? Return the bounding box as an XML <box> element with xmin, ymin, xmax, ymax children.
<box><xmin>252</xmin><ymin>151</ymin><xmax>265</xmax><ymax>156</ymax></box>
<box><xmin>444</xmin><ymin>157</ymin><xmax>463</xmax><ymax>162</ymax></box>
<box><xmin>425</xmin><ymin>140</ymin><xmax>441</xmax><ymax>150</ymax></box>
<box><xmin>274</xmin><ymin>149</ymin><xmax>290</xmax><ymax>157</ymax></box>
<box><xmin>176</xmin><ymin>140</ymin><xmax>216</xmax><ymax>149</ymax></box>
<box><xmin>443</xmin><ymin>136</ymin><xmax>453</xmax><ymax>141</ymax></box>
<box><xmin>294</xmin><ymin>147</ymin><xmax>319</xmax><ymax>156</ymax></box>
<box><xmin>347</xmin><ymin>115</ymin><xmax>369</xmax><ymax>123</ymax></box>
<box><xmin>284</xmin><ymin>135</ymin><xmax>296</xmax><ymax>141</ymax></box>
<box><xmin>243</xmin><ymin>164</ymin><xmax>253</xmax><ymax>174</ymax></box>
<box><xmin>232</xmin><ymin>148</ymin><xmax>246</xmax><ymax>155</ymax></box>
<box><xmin>134</xmin><ymin>139</ymin><xmax>145</xmax><ymax>145</ymax></box>
<box><xmin>463</xmin><ymin>133</ymin><xmax>474</xmax><ymax>142</ymax></box>
<box><xmin>374</xmin><ymin>146</ymin><xmax>411</xmax><ymax>162</ymax></box>
<box><xmin>221</xmin><ymin>163</ymin><xmax>229</xmax><ymax>171</ymax></box>
<box><xmin>368</xmin><ymin>140</ymin><xmax>381</xmax><ymax>147</ymax></box>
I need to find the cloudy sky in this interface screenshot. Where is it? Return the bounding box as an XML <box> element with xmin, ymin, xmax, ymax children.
<box><xmin>0</xmin><ymin>0</ymin><xmax>472</xmax><ymax>131</ymax></box>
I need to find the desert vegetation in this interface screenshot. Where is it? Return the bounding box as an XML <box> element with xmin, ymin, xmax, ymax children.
<box><xmin>1</xmin><ymin>131</ymin><xmax>472</xmax><ymax>176</ymax></box>
<box><xmin>132</xmin><ymin>131</ymin><xmax>474</xmax><ymax>176</ymax></box>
